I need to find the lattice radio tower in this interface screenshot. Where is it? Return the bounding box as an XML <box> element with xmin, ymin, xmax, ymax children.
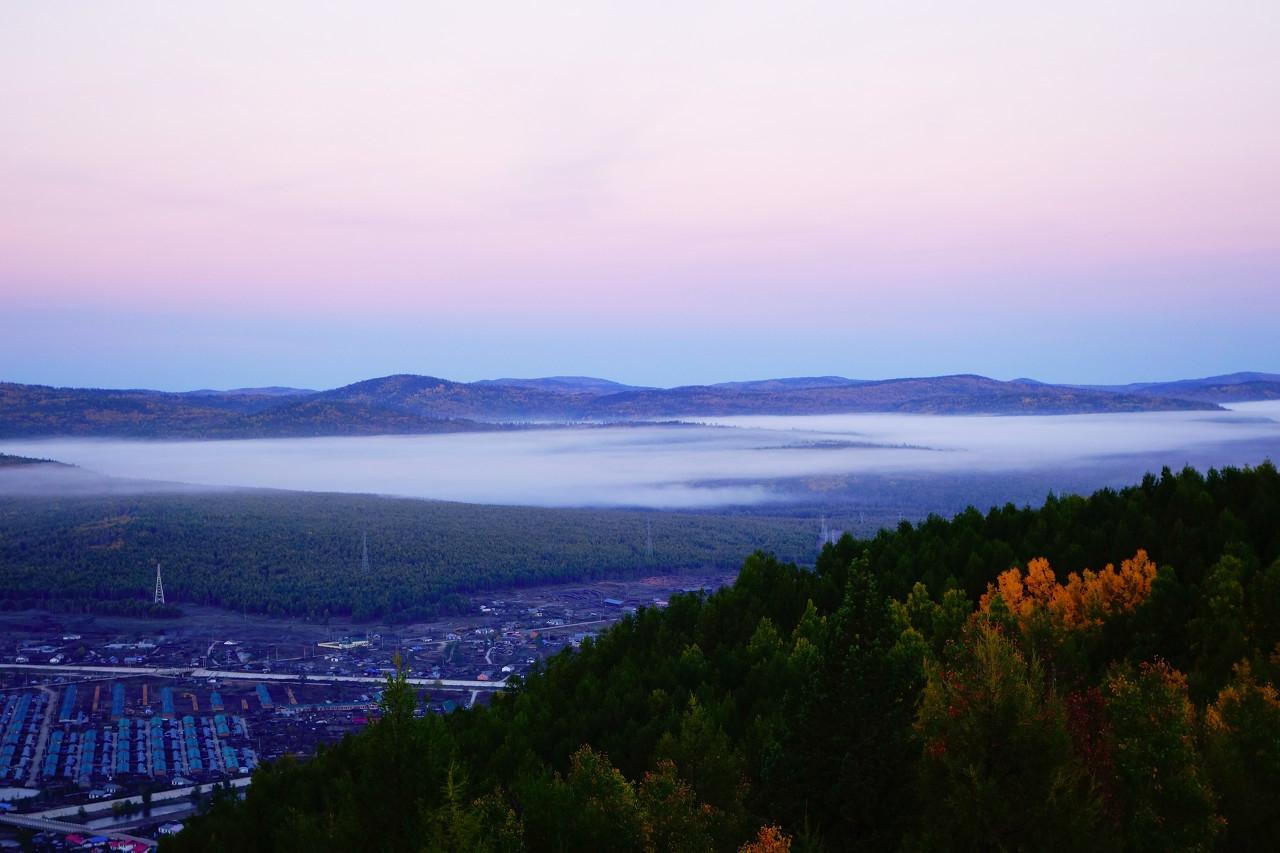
<box><xmin>361</xmin><ymin>530</ymin><xmax>371</xmax><ymax>573</ymax></box>
<box><xmin>153</xmin><ymin>562</ymin><xmax>165</xmax><ymax>605</ymax></box>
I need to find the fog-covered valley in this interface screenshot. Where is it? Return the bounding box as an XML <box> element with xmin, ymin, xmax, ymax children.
<box><xmin>3</xmin><ymin>402</ymin><xmax>1278</xmax><ymax>510</ymax></box>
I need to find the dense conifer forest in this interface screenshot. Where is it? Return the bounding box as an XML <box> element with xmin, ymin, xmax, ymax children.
<box><xmin>0</xmin><ymin>492</ymin><xmax>814</xmax><ymax>620</ymax></box>
<box><xmin>164</xmin><ymin>463</ymin><xmax>1280</xmax><ymax>851</ymax></box>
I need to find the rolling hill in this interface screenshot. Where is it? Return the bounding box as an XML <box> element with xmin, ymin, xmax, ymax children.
<box><xmin>1075</xmin><ymin>371</ymin><xmax>1280</xmax><ymax>402</ymax></box>
<box><xmin>473</xmin><ymin>375</ymin><xmax>653</xmax><ymax>394</ymax></box>
<box><xmin>0</xmin><ymin>369</ymin><xmax>1263</xmax><ymax>438</ymax></box>
<box><xmin>0</xmin><ymin>381</ymin><xmax>499</xmax><ymax>439</ymax></box>
<box><xmin>578</xmin><ymin>374</ymin><xmax>1222</xmax><ymax>417</ymax></box>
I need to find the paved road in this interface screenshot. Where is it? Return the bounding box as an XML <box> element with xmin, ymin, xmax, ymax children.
<box><xmin>0</xmin><ymin>812</ymin><xmax>157</xmax><ymax>847</ymax></box>
<box><xmin>191</xmin><ymin>667</ymin><xmax>509</xmax><ymax>690</ymax></box>
<box><xmin>0</xmin><ymin>671</ymin><xmax>149</xmax><ymax>693</ymax></box>
<box><xmin>0</xmin><ymin>662</ymin><xmax>510</xmax><ymax>690</ymax></box>
<box><xmin>536</xmin><ymin>618</ymin><xmax>610</xmax><ymax>632</ymax></box>
<box><xmin>34</xmin><ymin>776</ymin><xmax>253</xmax><ymax>821</ymax></box>
<box><xmin>0</xmin><ymin>663</ymin><xmax>188</xmax><ymax>677</ymax></box>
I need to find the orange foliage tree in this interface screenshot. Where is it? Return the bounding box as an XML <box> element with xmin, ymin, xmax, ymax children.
<box><xmin>738</xmin><ymin>824</ymin><xmax>792</xmax><ymax>853</ymax></box>
<box><xmin>979</xmin><ymin>549</ymin><xmax>1158</xmax><ymax>629</ymax></box>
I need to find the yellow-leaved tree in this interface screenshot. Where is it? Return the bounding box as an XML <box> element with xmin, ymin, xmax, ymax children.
<box><xmin>979</xmin><ymin>549</ymin><xmax>1158</xmax><ymax>630</ymax></box>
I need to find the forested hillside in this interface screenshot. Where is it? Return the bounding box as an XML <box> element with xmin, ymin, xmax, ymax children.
<box><xmin>0</xmin><ymin>491</ymin><xmax>814</xmax><ymax>620</ymax></box>
<box><xmin>0</xmin><ymin>381</ymin><xmax>502</xmax><ymax>438</ymax></box>
<box><xmin>0</xmin><ymin>371</ymin><xmax>1236</xmax><ymax>439</ymax></box>
<box><xmin>166</xmin><ymin>463</ymin><xmax>1280</xmax><ymax>852</ymax></box>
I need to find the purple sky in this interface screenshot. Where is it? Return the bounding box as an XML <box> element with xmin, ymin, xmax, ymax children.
<box><xmin>2</xmin><ymin>2</ymin><xmax>1277</xmax><ymax>390</ymax></box>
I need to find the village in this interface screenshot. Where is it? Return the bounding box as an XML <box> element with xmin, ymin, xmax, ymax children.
<box><xmin>0</xmin><ymin>572</ymin><xmax>729</xmax><ymax>849</ymax></box>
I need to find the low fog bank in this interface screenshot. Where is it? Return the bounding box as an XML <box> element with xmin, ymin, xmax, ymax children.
<box><xmin>0</xmin><ymin>462</ymin><xmax>241</xmax><ymax>498</ymax></box>
<box><xmin>0</xmin><ymin>404</ymin><xmax>1277</xmax><ymax>509</ymax></box>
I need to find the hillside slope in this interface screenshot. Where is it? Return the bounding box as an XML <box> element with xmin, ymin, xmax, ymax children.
<box><xmin>1079</xmin><ymin>372</ymin><xmax>1280</xmax><ymax>403</ymax></box>
<box><xmin>580</xmin><ymin>374</ymin><xmax>1221</xmax><ymax>417</ymax></box>
<box><xmin>0</xmin><ymin>381</ymin><xmax>502</xmax><ymax>438</ymax></box>
<box><xmin>164</xmin><ymin>463</ymin><xmax>1280</xmax><ymax>852</ymax></box>
<box><xmin>0</xmin><ymin>370</ymin><xmax>1244</xmax><ymax>437</ymax></box>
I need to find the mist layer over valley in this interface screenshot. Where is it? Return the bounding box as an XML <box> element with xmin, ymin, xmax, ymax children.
<box><xmin>3</xmin><ymin>403</ymin><xmax>1277</xmax><ymax>510</ymax></box>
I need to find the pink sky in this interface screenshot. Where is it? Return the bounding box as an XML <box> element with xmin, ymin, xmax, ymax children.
<box><xmin>1</xmin><ymin>2</ymin><xmax>1277</xmax><ymax>388</ymax></box>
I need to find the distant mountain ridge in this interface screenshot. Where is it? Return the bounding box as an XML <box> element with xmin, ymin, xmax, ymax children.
<box><xmin>474</xmin><ymin>376</ymin><xmax>653</xmax><ymax>394</ymax></box>
<box><xmin>0</xmin><ymin>381</ymin><xmax>501</xmax><ymax>439</ymax></box>
<box><xmin>574</xmin><ymin>374</ymin><xmax>1224</xmax><ymax>418</ymax></box>
<box><xmin>178</xmin><ymin>386</ymin><xmax>315</xmax><ymax>398</ymax></box>
<box><xmin>1071</xmin><ymin>372</ymin><xmax>1280</xmax><ymax>404</ymax></box>
<box><xmin>710</xmin><ymin>376</ymin><xmax>869</xmax><ymax>392</ymax></box>
<box><xmin>1</xmin><ymin>369</ymin><xmax>1270</xmax><ymax>438</ymax></box>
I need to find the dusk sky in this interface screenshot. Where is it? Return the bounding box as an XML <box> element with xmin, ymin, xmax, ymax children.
<box><xmin>2</xmin><ymin>2</ymin><xmax>1277</xmax><ymax>390</ymax></box>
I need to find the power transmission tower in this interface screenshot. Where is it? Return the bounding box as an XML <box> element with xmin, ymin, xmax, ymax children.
<box><xmin>153</xmin><ymin>562</ymin><xmax>165</xmax><ymax>605</ymax></box>
<box><xmin>361</xmin><ymin>530</ymin><xmax>370</xmax><ymax>573</ymax></box>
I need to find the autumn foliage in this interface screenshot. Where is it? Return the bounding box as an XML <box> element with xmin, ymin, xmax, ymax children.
<box><xmin>738</xmin><ymin>825</ymin><xmax>791</xmax><ymax>853</ymax></box>
<box><xmin>979</xmin><ymin>549</ymin><xmax>1158</xmax><ymax>629</ymax></box>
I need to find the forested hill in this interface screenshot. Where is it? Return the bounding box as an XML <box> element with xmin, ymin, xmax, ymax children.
<box><xmin>1079</xmin><ymin>371</ymin><xmax>1280</xmax><ymax>404</ymax></box>
<box><xmin>0</xmin><ymin>370</ymin><xmax>1248</xmax><ymax>438</ymax></box>
<box><xmin>0</xmin><ymin>382</ymin><xmax>502</xmax><ymax>439</ymax></box>
<box><xmin>0</xmin><ymin>491</ymin><xmax>816</xmax><ymax>621</ymax></box>
<box><xmin>167</xmin><ymin>463</ymin><xmax>1280</xmax><ymax>852</ymax></box>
